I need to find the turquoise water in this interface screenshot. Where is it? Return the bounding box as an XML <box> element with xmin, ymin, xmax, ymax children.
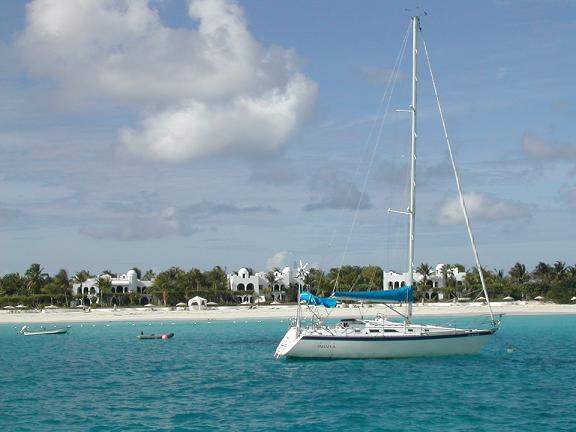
<box><xmin>1</xmin><ymin>315</ymin><xmax>575</xmax><ymax>431</ymax></box>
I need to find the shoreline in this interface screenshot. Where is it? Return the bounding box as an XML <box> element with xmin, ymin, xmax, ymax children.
<box><xmin>1</xmin><ymin>302</ymin><xmax>575</xmax><ymax>325</ymax></box>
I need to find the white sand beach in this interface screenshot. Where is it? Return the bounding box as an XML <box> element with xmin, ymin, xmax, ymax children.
<box><xmin>1</xmin><ymin>301</ymin><xmax>575</xmax><ymax>324</ymax></box>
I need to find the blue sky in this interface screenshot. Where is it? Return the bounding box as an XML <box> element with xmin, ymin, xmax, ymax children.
<box><xmin>0</xmin><ymin>0</ymin><xmax>574</xmax><ymax>276</ymax></box>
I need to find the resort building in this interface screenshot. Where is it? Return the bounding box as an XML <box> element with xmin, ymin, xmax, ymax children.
<box><xmin>384</xmin><ymin>264</ymin><xmax>466</xmax><ymax>300</ymax></box>
<box><xmin>228</xmin><ymin>266</ymin><xmax>303</xmax><ymax>303</ymax></box>
<box><xmin>228</xmin><ymin>268</ymin><xmax>266</xmax><ymax>304</ymax></box>
<box><xmin>72</xmin><ymin>269</ymin><xmax>153</xmax><ymax>305</ymax></box>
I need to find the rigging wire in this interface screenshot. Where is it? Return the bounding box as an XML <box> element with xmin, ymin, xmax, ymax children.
<box><xmin>420</xmin><ymin>30</ymin><xmax>495</xmax><ymax>323</ymax></box>
<box><xmin>333</xmin><ymin>21</ymin><xmax>411</xmax><ymax>292</ymax></box>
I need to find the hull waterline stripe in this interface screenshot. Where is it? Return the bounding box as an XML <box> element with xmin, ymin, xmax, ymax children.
<box><xmin>301</xmin><ymin>329</ymin><xmax>495</xmax><ymax>342</ymax></box>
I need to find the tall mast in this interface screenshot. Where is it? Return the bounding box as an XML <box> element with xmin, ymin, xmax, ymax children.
<box><xmin>407</xmin><ymin>16</ymin><xmax>419</xmax><ymax>300</ymax></box>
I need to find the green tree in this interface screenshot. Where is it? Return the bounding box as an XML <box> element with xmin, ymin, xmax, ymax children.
<box><xmin>552</xmin><ymin>261</ymin><xmax>567</xmax><ymax>281</ymax></box>
<box><xmin>95</xmin><ymin>276</ymin><xmax>112</xmax><ymax>306</ymax></box>
<box><xmin>306</xmin><ymin>268</ymin><xmax>332</xmax><ymax>296</ymax></box>
<box><xmin>142</xmin><ymin>269</ymin><xmax>156</xmax><ymax>281</ymax></box>
<box><xmin>0</xmin><ymin>273</ymin><xmax>25</xmax><ymax>296</ymax></box>
<box><xmin>101</xmin><ymin>270</ymin><xmax>117</xmax><ymax>278</ymax></box>
<box><xmin>360</xmin><ymin>265</ymin><xmax>383</xmax><ymax>290</ymax></box>
<box><xmin>52</xmin><ymin>269</ymin><xmax>71</xmax><ymax>305</ymax></box>
<box><xmin>188</xmin><ymin>268</ymin><xmax>205</xmax><ymax>291</ymax></box>
<box><xmin>206</xmin><ymin>266</ymin><xmax>227</xmax><ymax>291</ymax></box>
<box><xmin>151</xmin><ymin>267</ymin><xmax>186</xmax><ymax>306</ymax></box>
<box><xmin>508</xmin><ymin>262</ymin><xmax>529</xmax><ymax>284</ymax></box>
<box><xmin>73</xmin><ymin>270</ymin><xmax>90</xmax><ymax>296</ymax></box>
<box><xmin>131</xmin><ymin>267</ymin><xmax>142</xmax><ymax>279</ymax></box>
<box><xmin>25</xmin><ymin>264</ymin><xmax>48</xmax><ymax>295</ymax></box>
<box><xmin>264</xmin><ymin>270</ymin><xmax>276</xmax><ymax>300</ymax></box>
<box><xmin>532</xmin><ymin>262</ymin><xmax>552</xmax><ymax>283</ymax></box>
<box><xmin>416</xmin><ymin>263</ymin><xmax>433</xmax><ymax>298</ymax></box>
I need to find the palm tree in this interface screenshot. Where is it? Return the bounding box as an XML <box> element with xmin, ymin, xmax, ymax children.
<box><xmin>131</xmin><ymin>267</ymin><xmax>142</xmax><ymax>279</ymax></box>
<box><xmin>151</xmin><ymin>267</ymin><xmax>185</xmax><ymax>306</ymax></box>
<box><xmin>25</xmin><ymin>263</ymin><xmax>48</xmax><ymax>295</ymax></box>
<box><xmin>508</xmin><ymin>262</ymin><xmax>528</xmax><ymax>283</ymax></box>
<box><xmin>552</xmin><ymin>261</ymin><xmax>567</xmax><ymax>281</ymax></box>
<box><xmin>206</xmin><ymin>266</ymin><xmax>227</xmax><ymax>291</ymax></box>
<box><xmin>95</xmin><ymin>276</ymin><xmax>112</xmax><ymax>306</ymax></box>
<box><xmin>532</xmin><ymin>262</ymin><xmax>551</xmax><ymax>283</ymax></box>
<box><xmin>53</xmin><ymin>269</ymin><xmax>71</xmax><ymax>306</ymax></box>
<box><xmin>143</xmin><ymin>269</ymin><xmax>156</xmax><ymax>281</ymax></box>
<box><xmin>265</xmin><ymin>270</ymin><xmax>277</xmax><ymax>301</ymax></box>
<box><xmin>188</xmin><ymin>268</ymin><xmax>204</xmax><ymax>291</ymax></box>
<box><xmin>416</xmin><ymin>263</ymin><xmax>432</xmax><ymax>298</ymax></box>
<box><xmin>73</xmin><ymin>270</ymin><xmax>90</xmax><ymax>296</ymax></box>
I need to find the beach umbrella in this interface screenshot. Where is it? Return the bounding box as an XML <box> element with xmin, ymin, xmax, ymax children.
<box><xmin>15</xmin><ymin>304</ymin><xmax>26</xmax><ymax>309</ymax></box>
<box><xmin>503</xmin><ymin>296</ymin><xmax>514</xmax><ymax>301</ymax></box>
<box><xmin>476</xmin><ymin>296</ymin><xmax>486</xmax><ymax>302</ymax></box>
<box><xmin>534</xmin><ymin>296</ymin><xmax>545</xmax><ymax>301</ymax></box>
<box><xmin>3</xmin><ymin>305</ymin><xmax>15</xmax><ymax>310</ymax></box>
<box><xmin>175</xmin><ymin>302</ymin><xmax>187</xmax><ymax>307</ymax></box>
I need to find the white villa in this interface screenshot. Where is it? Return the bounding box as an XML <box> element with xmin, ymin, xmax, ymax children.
<box><xmin>72</xmin><ymin>269</ymin><xmax>153</xmax><ymax>305</ymax></box>
<box><xmin>227</xmin><ymin>263</ymin><xmax>467</xmax><ymax>303</ymax></box>
<box><xmin>384</xmin><ymin>264</ymin><xmax>466</xmax><ymax>300</ymax></box>
<box><xmin>228</xmin><ymin>266</ymin><xmax>303</xmax><ymax>303</ymax></box>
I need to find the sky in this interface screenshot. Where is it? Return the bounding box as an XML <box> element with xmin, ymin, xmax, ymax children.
<box><xmin>0</xmin><ymin>0</ymin><xmax>574</xmax><ymax>276</ymax></box>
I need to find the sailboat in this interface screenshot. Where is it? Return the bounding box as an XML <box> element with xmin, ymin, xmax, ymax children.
<box><xmin>275</xmin><ymin>16</ymin><xmax>499</xmax><ymax>359</ymax></box>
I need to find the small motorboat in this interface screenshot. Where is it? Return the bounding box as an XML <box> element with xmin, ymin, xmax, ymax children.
<box><xmin>18</xmin><ymin>325</ymin><xmax>69</xmax><ymax>336</ymax></box>
<box><xmin>137</xmin><ymin>332</ymin><xmax>174</xmax><ymax>340</ymax></box>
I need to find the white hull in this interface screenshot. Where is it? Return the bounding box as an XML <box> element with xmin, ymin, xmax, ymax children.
<box><xmin>20</xmin><ymin>328</ymin><xmax>69</xmax><ymax>336</ymax></box>
<box><xmin>276</xmin><ymin>325</ymin><xmax>496</xmax><ymax>359</ymax></box>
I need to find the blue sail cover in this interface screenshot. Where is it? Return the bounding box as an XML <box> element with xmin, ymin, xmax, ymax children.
<box><xmin>334</xmin><ymin>286</ymin><xmax>414</xmax><ymax>303</ymax></box>
<box><xmin>300</xmin><ymin>291</ymin><xmax>338</xmax><ymax>308</ymax></box>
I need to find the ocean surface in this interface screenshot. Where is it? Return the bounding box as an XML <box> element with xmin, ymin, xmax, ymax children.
<box><xmin>1</xmin><ymin>314</ymin><xmax>575</xmax><ymax>431</ymax></box>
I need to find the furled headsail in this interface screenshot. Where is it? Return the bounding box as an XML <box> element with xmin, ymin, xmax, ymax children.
<box><xmin>334</xmin><ymin>286</ymin><xmax>414</xmax><ymax>303</ymax></box>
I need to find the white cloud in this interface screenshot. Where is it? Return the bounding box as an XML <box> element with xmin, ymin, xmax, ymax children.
<box><xmin>120</xmin><ymin>74</ymin><xmax>316</xmax><ymax>161</ymax></box>
<box><xmin>266</xmin><ymin>251</ymin><xmax>288</xmax><ymax>270</ymax></box>
<box><xmin>181</xmin><ymin>201</ymin><xmax>278</xmax><ymax>216</ymax></box>
<box><xmin>18</xmin><ymin>0</ymin><xmax>317</xmax><ymax>161</ymax></box>
<box><xmin>560</xmin><ymin>186</ymin><xmax>576</xmax><ymax>207</ymax></box>
<box><xmin>303</xmin><ymin>175</ymin><xmax>372</xmax><ymax>212</ymax></box>
<box><xmin>522</xmin><ymin>133</ymin><xmax>576</xmax><ymax>161</ymax></box>
<box><xmin>361</xmin><ymin>66</ymin><xmax>406</xmax><ymax>85</ymax></box>
<box><xmin>0</xmin><ymin>204</ymin><xmax>22</xmax><ymax>225</ymax></box>
<box><xmin>80</xmin><ymin>206</ymin><xmax>197</xmax><ymax>241</ymax></box>
<box><xmin>79</xmin><ymin>200</ymin><xmax>277</xmax><ymax>240</ymax></box>
<box><xmin>437</xmin><ymin>192</ymin><xmax>531</xmax><ymax>225</ymax></box>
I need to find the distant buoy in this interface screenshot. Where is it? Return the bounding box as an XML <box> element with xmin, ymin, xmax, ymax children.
<box><xmin>506</xmin><ymin>344</ymin><xmax>514</xmax><ymax>354</ymax></box>
<box><xmin>162</xmin><ymin>334</ymin><xmax>169</xmax><ymax>340</ymax></box>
